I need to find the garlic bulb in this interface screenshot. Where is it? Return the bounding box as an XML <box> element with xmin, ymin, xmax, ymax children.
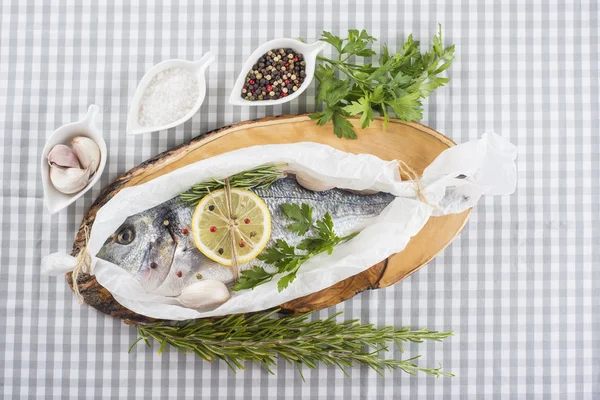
<box><xmin>50</xmin><ymin>165</ymin><xmax>91</xmax><ymax>194</ymax></box>
<box><xmin>71</xmin><ymin>136</ymin><xmax>100</xmax><ymax>175</ymax></box>
<box><xmin>47</xmin><ymin>144</ymin><xmax>80</xmax><ymax>168</ymax></box>
<box><xmin>178</xmin><ymin>280</ymin><xmax>231</xmax><ymax>309</ymax></box>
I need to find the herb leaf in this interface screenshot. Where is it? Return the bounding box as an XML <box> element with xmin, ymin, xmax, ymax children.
<box><xmin>281</xmin><ymin>203</ymin><xmax>313</xmax><ymax>236</ymax></box>
<box><xmin>384</xmin><ymin>92</ymin><xmax>423</xmax><ymax>122</ymax></box>
<box><xmin>332</xmin><ymin>111</ymin><xmax>357</xmax><ymax>139</ymax></box>
<box><xmin>277</xmin><ymin>272</ymin><xmax>297</xmax><ymax>292</ymax></box>
<box><xmin>343</xmin><ymin>96</ymin><xmax>375</xmax><ymax>129</ymax></box>
<box><xmin>320</xmin><ymin>31</ymin><xmax>344</xmax><ymax>52</ymax></box>
<box><xmin>233</xmin><ymin>266</ymin><xmax>274</xmax><ymax>291</ymax></box>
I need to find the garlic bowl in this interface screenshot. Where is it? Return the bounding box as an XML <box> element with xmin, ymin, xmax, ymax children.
<box><xmin>41</xmin><ymin>104</ymin><xmax>107</xmax><ymax>214</ymax></box>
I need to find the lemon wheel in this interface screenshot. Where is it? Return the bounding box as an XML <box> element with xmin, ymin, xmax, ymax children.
<box><xmin>191</xmin><ymin>188</ymin><xmax>271</xmax><ymax>266</ymax></box>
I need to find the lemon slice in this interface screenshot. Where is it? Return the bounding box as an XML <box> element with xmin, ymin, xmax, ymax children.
<box><xmin>191</xmin><ymin>188</ymin><xmax>271</xmax><ymax>266</ymax></box>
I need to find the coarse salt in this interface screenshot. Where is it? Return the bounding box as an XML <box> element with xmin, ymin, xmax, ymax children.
<box><xmin>138</xmin><ymin>68</ymin><xmax>199</xmax><ymax>127</ymax></box>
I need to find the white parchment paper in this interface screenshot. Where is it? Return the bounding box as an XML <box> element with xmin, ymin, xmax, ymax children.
<box><xmin>42</xmin><ymin>133</ymin><xmax>516</xmax><ymax>320</ymax></box>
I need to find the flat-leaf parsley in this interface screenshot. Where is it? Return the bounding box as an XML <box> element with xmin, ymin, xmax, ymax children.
<box><xmin>233</xmin><ymin>203</ymin><xmax>358</xmax><ymax>292</ymax></box>
<box><xmin>310</xmin><ymin>25</ymin><xmax>455</xmax><ymax>139</ymax></box>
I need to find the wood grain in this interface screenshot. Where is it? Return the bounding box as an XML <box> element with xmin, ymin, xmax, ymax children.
<box><xmin>68</xmin><ymin>115</ymin><xmax>470</xmax><ymax>322</ymax></box>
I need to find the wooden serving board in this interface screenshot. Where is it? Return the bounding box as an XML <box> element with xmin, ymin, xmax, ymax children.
<box><xmin>68</xmin><ymin>115</ymin><xmax>470</xmax><ymax>323</ymax></box>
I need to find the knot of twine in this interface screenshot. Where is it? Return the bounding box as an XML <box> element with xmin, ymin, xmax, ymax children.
<box><xmin>397</xmin><ymin>160</ymin><xmax>443</xmax><ymax>214</ymax></box>
<box><xmin>71</xmin><ymin>225</ymin><xmax>92</xmax><ymax>304</ymax></box>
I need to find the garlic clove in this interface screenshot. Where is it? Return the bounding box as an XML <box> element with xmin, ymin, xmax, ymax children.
<box><xmin>177</xmin><ymin>280</ymin><xmax>231</xmax><ymax>309</ymax></box>
<box><xmin>50</xmin><ymin>165</ymin><xmax>91</xmax><ymax>194</ymax></box>
<box><xmin>294</xmin><ymin>172</ymin><xmax>334</xmax><ymax>192</ymax></box>
<box><xmin>47</xmin><ymin>144</ymin><xmax>80</xmax><ymax>168</ymax></box>
<box><xmin>71</xmin><ymin>136</ymin><xmax>100</xmax><ymax>175</ymax></box>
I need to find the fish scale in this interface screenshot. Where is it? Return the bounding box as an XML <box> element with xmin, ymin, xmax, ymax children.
<box><xmin>97</xmin><ymin>177</ymin><xmax>395</xmax><ymax>298</ymax></box>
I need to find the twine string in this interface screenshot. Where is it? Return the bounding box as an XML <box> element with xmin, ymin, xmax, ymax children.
<box><xmin>224</xmin><ymin>178</ymin><xmax>239</xmax><ymax>280</ymax></box>
<box><xmin>71</xmin><ymin>225</ymin><xmax>92</xmax><ymax>304</ymax></box>
<box><xmin>397</xmin><ymin>160</ymin><xmax>443</xmax><ymax>214</ymax></box>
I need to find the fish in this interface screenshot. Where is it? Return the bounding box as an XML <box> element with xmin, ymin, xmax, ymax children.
<box><xmin>97</xmin><ymin>177</ymin><xmax>395</xmax><ymax>297</ymax></box>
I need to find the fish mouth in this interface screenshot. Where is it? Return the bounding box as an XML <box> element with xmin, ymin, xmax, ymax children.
<box><xmin>136</xmin><ymin>222</ymin><xmax>178</xmax><ymax>291</ymax></box>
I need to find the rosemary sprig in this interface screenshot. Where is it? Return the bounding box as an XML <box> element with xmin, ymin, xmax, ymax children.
<box><xmin>129</xmin><ymin>309</ymin><xmax>454</xmax><ymax>380</ymax></box>
<box><xmin>179</xmin><ymin>164</ymin><xmax>286</xmax><ymax>205</ymax></box>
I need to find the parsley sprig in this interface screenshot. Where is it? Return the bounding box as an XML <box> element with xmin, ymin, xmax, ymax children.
<box><xmin>233</xmin><ymin>203</ymin><xmax>359</xmax><ymax>292</ymax></box>
<box><xmin>309</xmin><ymin>26</ymin><xmax>455</xmax><ymax>139</ymax></box>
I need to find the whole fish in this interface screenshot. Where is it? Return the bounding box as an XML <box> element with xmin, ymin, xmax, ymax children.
<box><xmin>97</xmin><ymin>177</ymin><xmax>395</xmax><ymax>297</ymax></box>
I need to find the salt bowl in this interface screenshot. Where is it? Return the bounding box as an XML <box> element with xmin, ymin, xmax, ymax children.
<box><xmin>126</xmin><ymin>52</ymin><xmax>216</xmax><ymax>135</ymax></box>
<box><xmin>229</xmin><ymin>39</ymin><xmax>327</xmax><ymax>106</ymax></box>
<box><xmin>41</xmin><ymin>104</ymin><xmax>107</xmax><ymax>214</ymax></box>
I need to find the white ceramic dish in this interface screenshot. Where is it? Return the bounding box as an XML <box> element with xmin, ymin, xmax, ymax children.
<box><xmin>229</xmin><ymin>39</ymin><xmax>327</xmax><ymax>106</ymax></box>
<box><xmin>41</xmin><ymin>104</ymin><xmax>107</xmax><ymax>214</ymax></box>
<box><xmin>126</xmin><ymin>52</ymin><xmax>216</xmax><ymax>135</ymax></box>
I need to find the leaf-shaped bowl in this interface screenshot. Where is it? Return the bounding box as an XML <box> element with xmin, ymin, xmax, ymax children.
<box><xmin>229</xmin><ymin>39</ymin><xmax>327</xmax><ymax>106</ymax></box>
<box><xmin>41</xmin><ymin>105</ymin><xmax>107</xmax><ymax>214</ymax></box>
<box><xmin>126</xmin><ymin>52</ymin><xmax>216</xmax><ymax>135</ymax></box>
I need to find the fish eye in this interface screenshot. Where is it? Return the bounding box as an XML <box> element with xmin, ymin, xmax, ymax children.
<box><xmin>116</xmin><ymin>226</ymin><xmax>135</xmax><ymax>245</ymax></box>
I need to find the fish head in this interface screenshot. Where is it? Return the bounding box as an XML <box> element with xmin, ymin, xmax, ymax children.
<box><xmin>97</xmin><ymin>209</ymin><xmax>180</xmax><ymax>292</ymax></box>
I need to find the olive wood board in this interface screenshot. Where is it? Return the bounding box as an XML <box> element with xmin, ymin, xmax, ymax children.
<box><xmin>68</xmin><ymin>115</ymin><xmax>470</xmax><ymax>323</ymax></box>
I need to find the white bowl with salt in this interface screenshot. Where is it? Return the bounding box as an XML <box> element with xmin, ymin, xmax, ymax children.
<box><xmin>126</xmin><ymin>52</ymin><xmax>216</xmax><ymax>135</ymax></box>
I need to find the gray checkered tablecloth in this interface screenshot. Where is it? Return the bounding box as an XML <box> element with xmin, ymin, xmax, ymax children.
<box><xmin>1</xmin><ymin>0</ymin><xmax>598</xmax><ymax>398</ymax></box>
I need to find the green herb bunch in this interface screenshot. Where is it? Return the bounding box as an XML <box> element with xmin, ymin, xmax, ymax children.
<box><xmin>130</xmin><ymin>309</ymin><xmax>453</xmax><ymax>379</ymax></box>
<box><xmin>310</xmin><ymin>25</ymin><xmax>455</xmax><ymax>139</ymax></box>
<box><xmin>180</xmin><ymin>164</ymin><xmax>286</xmax><ymax>205</ymax></box>
<box><xmin>233</xmin><ymin>203</ymin><xmax>358</xmax><ymax>292</ymax></box>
